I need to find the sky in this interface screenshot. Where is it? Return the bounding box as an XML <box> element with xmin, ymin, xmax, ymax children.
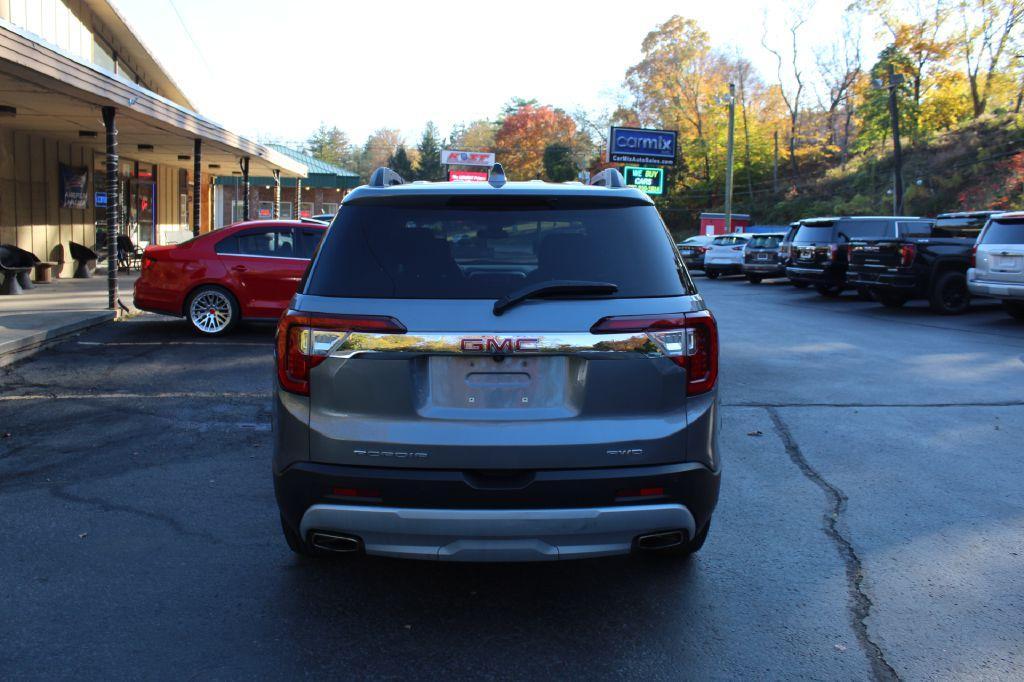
<box><xmin>111</xmin><ymin>0</ymin><xmax>880</xmax><ymax>148</ymax></box>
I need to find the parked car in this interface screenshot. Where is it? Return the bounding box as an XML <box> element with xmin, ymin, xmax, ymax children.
<box><xmin>778</xmin><ymin>222</ymin><xmax>808</xmax><ymax>288</ymax></box>
<box><xmin>274</xmin><ymin>166</ymin><xmax>720</xmax><ymax>562</ymax></box>
<box><xmin>703</xmin><ymin>233</ymin><xmax>752</xmax><ymax>279</ymax></box>
<box><xmin>846</xmin><ymin>212</ymin><xmax>995</xmax><ymax>314</ymax></box>
<box><xmin>133</xmin><ymin>220</ymin><xmax>327</xmax><ymax>335</ymax></box>
<box><xmin>677</xmin><ymin>235</ymin><xmax>715</xmax><ymax>272</ymax></box>
<box><xmin>786</xmin><ymin>216</ymin><xmax>910</xmax><ymax>297</ymax></box>
<box><xmin>311</xmin><ymin>213</ymin><xmax>335</xmax><ymax>223</ymax></box>
<box><xmin>967</xmin><ymin>211</ymin><xmax>1024</xmax><ymax>321</ymax></box>
<box><xmin>741</xmin><ymin>232</ymin><xmax>788</xmax><ymax>283</ymax></box>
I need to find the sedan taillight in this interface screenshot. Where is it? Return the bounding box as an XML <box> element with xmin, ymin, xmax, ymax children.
<box><xmin>590</xmin><ymin>310</ymin><xmax>718</xmax><ymax>396</ymax></box>
<box><xmin>276</xmin><ymin>312</ymin><xmax>406</xmax><ymax>395</ymax></box>
<box><xmin>969</xmin><ymin>245</ymin><xmax>977</xmax><ymax>268</ymax></box>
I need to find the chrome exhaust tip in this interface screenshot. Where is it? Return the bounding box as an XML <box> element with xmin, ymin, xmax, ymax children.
<box><xmin>309</xmin><ymin>531</ymin><xmax>362</xmax><ymax>553</ymax></box>
<box><xmin>636</xmin><ymin>530</ymin><xmax>685</xmax><ymax>551</ymax></box>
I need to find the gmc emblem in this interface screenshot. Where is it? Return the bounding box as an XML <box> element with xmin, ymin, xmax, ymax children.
<box><xmin>460</xmin><ymin>337</ymin><xmax>540</xmax><ymax>353</ymax></box>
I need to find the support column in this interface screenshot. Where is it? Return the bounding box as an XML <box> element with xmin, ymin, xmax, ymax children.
<box><xmin>295</xmin><ymin>178</ymin><xmax>302</xmax><ymax>219</ymax></box>
<box><xmin>193</xmin><ymin>139</ymin><xmax>202</xmax><ymax>236</ymax></box>
<box><xmin>102</xmin><ymin>107</ymin><xmax>119</xmax><ymax>310</ymax></box>
<box><xmin>273</xmin><ymin>169</ymin><xmax>281</xmax><ymax>219</ymax></box>
<box><xmin>241</xmin><ymin>157</ymin><xmax>250</xmax><ymax>220</ymax></box>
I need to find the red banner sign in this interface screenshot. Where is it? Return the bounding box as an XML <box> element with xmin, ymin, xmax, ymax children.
<box><xmin>448</xmin><ymin>170</ymin><xmax>488</xmax><ymax>182</ymax></box>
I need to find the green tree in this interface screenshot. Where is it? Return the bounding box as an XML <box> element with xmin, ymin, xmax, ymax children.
<box><xmin>388</xmin><ymin>145</ymin><xmax>415</xmax><ymax>180</ymax></box>
<box><xmin>414</xmin><ymin>122</ymin><xmax>446</xmax><ymax>181</ymax></box>
<box><xmin>305</xmin><ymin>123</ymin><xmax>352</xmax><ymax>168</ymax></box>
<box><xmin>543</xmin><ymin>144</ymin><xmax>578</xmax><ymax>181</ymax></box>
<box><xmin>857</xmin><ymin>45</ymin><xmax>920</xmax><ymax>149</ymax></box>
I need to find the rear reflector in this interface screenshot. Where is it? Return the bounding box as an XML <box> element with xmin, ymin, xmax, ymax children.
<box><xmin>276</xmin><ymin>313</ymin><xmax>406</xmax><ymax>395</ymax></box>
<box><xmin>615</xmin><ymin>486</ymin><xmax>666</xmax><ymax>500</ymax></box>
<box><xmin>590</xmin><ymin>310</ymin><xmax>719</xmax><ymax>396</ymax></box>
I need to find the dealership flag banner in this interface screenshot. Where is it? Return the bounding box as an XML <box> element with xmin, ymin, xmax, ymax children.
<box><xmin>60</xmin><ymin>164</ymin><xmax>89</xmax><ymax>209</ymax></box>
<box><xmin>440</xmin><ymin>150</ymin><xmax>495</xmax><ymax>167</ymax></box>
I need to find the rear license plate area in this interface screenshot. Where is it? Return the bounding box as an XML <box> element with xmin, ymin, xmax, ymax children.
<box><xmin>992</xmin><ymin>256</ymin><xmax>1022</xmax><ymax>272</ymax></box>
<box><xmin>421</xmin><ymin>356</ymin><xmax>582</xmax><ymax>418</ymax></box>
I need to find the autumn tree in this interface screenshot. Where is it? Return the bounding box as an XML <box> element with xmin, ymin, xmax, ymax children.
<box><xmin>494</xmin><ymin>104</ymin><xmax>577</xmax><ymax>180</ymax></box>
<box><xmin>954</xmin><ymin>0</ymin><xmax>1024</xmax><ymax>116</ymax></box>
<box><xmin>359</xmin><ymin>128</ymin><xmax>403</xmax><ymax>179</ymax></box>
<box><xmin>858</xmin><ymin>45</ymin><xmax>921</xmax><ymax>148</ymax></box>
<box><xmin>815</xmin><ymin>8</ymin><xmax>863</xmax><ymax>156</ymax></box>
<box><xmin>626</xmin><ymin>16</ymin><xmax>731</xmax><ymax>200</ymax></box>
<box><xmin>542</xmin><ymin>144</ymin><xmax>578</xmax><ymax>181</ymax></box>
<box><xmin>450</xmin><ymin>120</ymin><xmax>497</xmax><ymax>151</ymax></box>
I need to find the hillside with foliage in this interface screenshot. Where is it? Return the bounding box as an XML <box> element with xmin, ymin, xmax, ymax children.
<box><xmin>299</xmin><ymin>0</ymin><xmax>1023</xmax><ymax>234</ymax></box>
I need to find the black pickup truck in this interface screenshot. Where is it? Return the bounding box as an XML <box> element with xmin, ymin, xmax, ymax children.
<box><xmin>846</xmin><ymin>211</ymin><xmax>998</xmax><ymax>314</ymax></box>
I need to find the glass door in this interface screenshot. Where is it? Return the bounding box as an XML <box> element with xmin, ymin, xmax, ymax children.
<box><xmin>130</xmin><ymin>179</ymin><xmax>156</xmax><ymax>246</ymax></box>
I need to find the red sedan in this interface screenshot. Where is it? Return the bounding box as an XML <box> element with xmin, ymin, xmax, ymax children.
<box><xmin>133</xmin><ymin>220</ymin><xmax>327</xmax><ymax>335</ymax></box>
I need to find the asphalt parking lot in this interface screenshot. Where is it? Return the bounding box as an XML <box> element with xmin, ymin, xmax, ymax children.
<box><xmin>2</xmin><ymin>277</ymin><xmax>1022</xmax><ymax>680</ymax></box>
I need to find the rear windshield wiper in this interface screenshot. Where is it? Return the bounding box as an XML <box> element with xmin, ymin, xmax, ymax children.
<box><xmin>492</xmin><ymin>280</ymin><xmax>619</xmax><ymax>316</ymax></box>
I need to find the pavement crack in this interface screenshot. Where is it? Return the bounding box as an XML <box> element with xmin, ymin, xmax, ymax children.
<box><xmin>766</xmin><ymin>407</ymin><xmax>900</xmax><ymax>682</ymax></box>
<box><xmin>49</xmin><ymin>485</ymin><xmax>225</xmax><ymax>545</ymax></box>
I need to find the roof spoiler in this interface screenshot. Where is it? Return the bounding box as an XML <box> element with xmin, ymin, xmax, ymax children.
<box><xmin>369</xmin><ymin>167</ymin><xmax>406</xmax><ymax>187</ymax></box>
<box><xmin>589</xmin><ymin>168</ymin><xmax>626</xmax><ymax>188</ymax></box>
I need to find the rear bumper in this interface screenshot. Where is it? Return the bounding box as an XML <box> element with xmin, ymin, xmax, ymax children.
<box><xmin>276</xmin><ymin>460</ymin><xmax>720</xmax><ymax>561</ymax></box>
<box><xmin>300</xmin><ymin>502</ymin><xmax>695</xmax><ymax>561</ymax></box>
<box><xmin>682</xmin><ymin>256</ymin><xmax>705</xmax><ymax>270</ymax></box>
<box><xmin>704</xmin><ymin>262</ymin><xmax>743</xmax><ymax>275</ymax></box>
<box><xmin>742</xmin><ymin>262</ymin><xmax>785</xmax><ymax>276</ymax></box>
<box><xmin>845</xmin><ymin>270</ymin><xmax>918</xmax><ymax>291</ymax></box>
<box><xmin>968</xmin><ymin>271</ymin><xmax>1024</xmax><ymax>299</ymax></box>
<box><xmin>786</xmin><ymin>265</ymin><xmax>842</xmax><ymax>285</ymax></box>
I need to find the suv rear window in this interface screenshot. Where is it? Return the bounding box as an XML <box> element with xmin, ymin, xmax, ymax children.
<box><xmin>793</xmin><ymin>223</ymin><xmax>835</xmax><ymax>243</ymax></box>
<box><xmin>305</xmin><ymin>196</ymin><xmax>691</xmax><ymax>299</ymax></box>
<box><xmin>749</xmin><ymin>235</ymin><xmax>782</xmax><ymax>248</ymax></box>
<box><xmin>981</xmin><ymin>218</ymin><xmax>1024</xmax><ymax>244</ymax></box>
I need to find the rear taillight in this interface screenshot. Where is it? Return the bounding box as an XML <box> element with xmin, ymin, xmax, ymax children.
<box><xmin>969</xmin><ymin>245</ymin><xmax>977</xmax><ymax>268</ymax></box>
<box><xmin>141</xmin><ymin>254</ymin><xmax>156</xmax><ymax>271</ymax></box>
<box><xmin>731</xmin><ymin>245</ymin><xmax>744</xmax><ymax>251</ymax></box>
<box><xmin>276</xmin><ymin>312</ymin><xmax>406</xmax><ymax>395</ymax></box>
<box><xmin>827</xmin><ymin>244</ymin><xmax>838</xmax><ymax>261</ymax></box>
<box><xmin>900</xmin><ymin>243</ymin><xmax>916</xmax><ymax>268</ymax></box>
<box><xmin>590</xmin><ymin>310</ymin><xmax>718</xmax><ymax>396</ymax></box>
<box><xmin>698</xmin><ymin>246</ymin><xmax>708</xmax><ymax>254</ymax></box>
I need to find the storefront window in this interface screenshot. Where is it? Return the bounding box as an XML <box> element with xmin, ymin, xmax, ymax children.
<box><xmin>299</xmin><ymin>202</ymin><xmax>314</xmax><ymax>219</ymax></box>
<box><xmin>320</xmin><ymin>203</ymin><xmax>338</xmax><ymax>215</ymax></box>
<box><xmin>257</xmin><ymin>201</ymin><xmax>274</xmax><ymax>219</ymax></box>
<box><xmin>280</xmin><ymin>202</ymin><xmax>293</xmax><ymax>220</ymax></box>
<box><xmin>231</xmin><ymin>201</ymin><xmax>246</xmax><ymax>223</ymax></box>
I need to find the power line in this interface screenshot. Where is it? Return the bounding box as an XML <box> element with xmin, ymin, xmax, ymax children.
<box><xmin>166</xmin><ymin>0</ymin><xmax>213</xmax><ymax>74</ymax></box>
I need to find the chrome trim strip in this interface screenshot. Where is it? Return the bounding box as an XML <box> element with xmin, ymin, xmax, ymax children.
<box><xmin>219</xmin><ymin>253</ymin><xmax>310</xmax><ymax>261</ymax></box>
<box><xmin>329</xmin><ymin>331</ymin><xmax>663</xmax><ymax>359</ymax></box>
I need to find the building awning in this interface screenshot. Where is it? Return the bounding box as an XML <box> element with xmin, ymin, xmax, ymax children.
<box><xmin>0</xmin><ymin>21</ymin><xmax>306</xmax><ymax>177</ymax></box>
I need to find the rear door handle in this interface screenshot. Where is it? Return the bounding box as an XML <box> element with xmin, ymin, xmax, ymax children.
<box><xmin>231</xmin><ymin>264</ymin><xmax>247</xmax><ymax>272</ymax></box>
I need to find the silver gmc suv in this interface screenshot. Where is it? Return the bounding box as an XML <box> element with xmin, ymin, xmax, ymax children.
<box><xmin>273</xmin><ymin>165</ymin><xmax>720</xmax><ymax>562</ymax></box>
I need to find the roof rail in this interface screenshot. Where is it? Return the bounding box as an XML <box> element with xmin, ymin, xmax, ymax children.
<box><xmin>589</xmin><ymin>168</ymin><xmax>626</xmax><ymax>188</ymax></box>
<box><xmin>488</xmin><ymin>163</ymin><xmax>507</xmax><ymax>188</ymax></box>
<box><xmin>369</xmin><ymin>167</ymin><xmax>406</xmax><ymax>187</ymax></box>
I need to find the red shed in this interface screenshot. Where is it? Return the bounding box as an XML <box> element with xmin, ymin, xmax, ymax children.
<box><xmin>699</xmin><ymin>212</ymin><xmax>752</xmax><ymax>236</ymax></box>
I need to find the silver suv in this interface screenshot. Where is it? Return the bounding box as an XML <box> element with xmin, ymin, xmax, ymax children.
<box><xmin>968</xmin><ymin>212</ymin><xmax>1024</xmax><ymax>321</ymax></box>
<box><xmin>273</xmin><ymin>166</ymin><xmax>720</xmax><ymax>562</ymax></box>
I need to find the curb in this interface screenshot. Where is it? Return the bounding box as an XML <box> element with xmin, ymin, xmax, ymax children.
<box><xmin>0</xmin><ymin>311</ymin><xmax>116</xmax><ymax>368</ymax></box>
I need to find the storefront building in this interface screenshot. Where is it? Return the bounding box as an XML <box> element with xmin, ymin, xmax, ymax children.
<box><xmin>213</xmin><ymin>145</ymin><xmax>359</xmax><ymax>227</ymax></box>
<box><xmin>0</xmin><ymin>0</ymin><xmax>306</xmax><ymax>280</ymax></box>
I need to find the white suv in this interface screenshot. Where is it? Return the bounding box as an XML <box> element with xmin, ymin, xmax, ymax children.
<box><xmin>703</xmin><ymin>234</ymin><xmax>752</xmax><ymax>279</ymax></box>
<box><xmin>968</xmin><ymin>212</ymin><xmax>1024</xmax><ymax>321</ymax></box>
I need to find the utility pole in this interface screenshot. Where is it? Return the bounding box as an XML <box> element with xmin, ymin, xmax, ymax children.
<box><xmin>877</xmin><ymin>63</ymin><xmax>905</xmax><ymax>215</ymax></box>
<box><xmin>772</xmin><ymin>130</ymin><xmax>779</xmax><ymax>194</ymax></box>
<box><xmin>723</xmin><ymin>83</ymin><xmax>737</xmax><ymax>232</ymax></box>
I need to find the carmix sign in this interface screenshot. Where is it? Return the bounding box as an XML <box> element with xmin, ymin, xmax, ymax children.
<box><xmin>608</xmin><ymin>127</ymin><xmax>677</xmax><ymax>166</ymax></box>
